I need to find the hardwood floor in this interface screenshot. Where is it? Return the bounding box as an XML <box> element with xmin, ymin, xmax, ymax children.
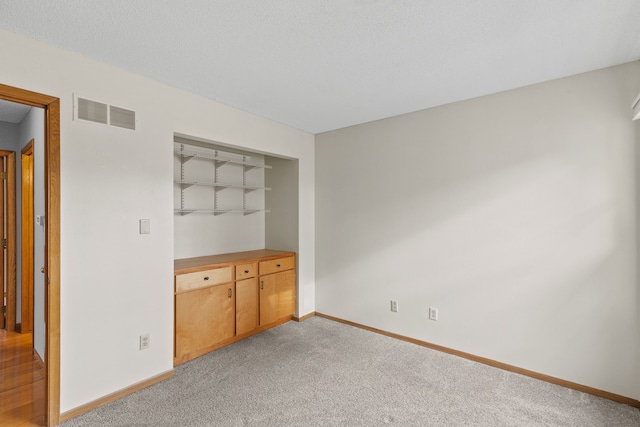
<box><xmin>0</xmin><ymin>330</ymin><xmax>45</xmax><ymax>426</ymax></box>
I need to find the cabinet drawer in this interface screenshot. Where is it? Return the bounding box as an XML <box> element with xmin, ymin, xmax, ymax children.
<box><xmin>175</xmin><ymin>266</ymin><xmax>233</xmax><ymax>293</ymax></box>
<box><xmin>236</xmin><ymin>262</ymin><xmax>258</xmax><ymax>280</ymax></box>
<box><xmin>259</xmin><ymin>256</ymin><xmax>295</xmax><ymax>276</ymax></box>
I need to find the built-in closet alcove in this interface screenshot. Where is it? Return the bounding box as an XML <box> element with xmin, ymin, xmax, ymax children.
<box><xmin>173</xmin><ymin>134</ymin><xmax>299</xmax><ymax>260</ymax></box>
<box><xmin>172</xmin><ymin>133</ymin><xmax>300</xmax><ymax>364</ymax></box>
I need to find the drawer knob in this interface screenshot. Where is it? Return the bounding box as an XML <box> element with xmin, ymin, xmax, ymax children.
<box><xmin>204</xmin><ymin>276</ymin><xmax>209</xmax><ymax>281</ymax></box>
<box><xmin>244</xmin><ymin>270</ymin><xmax>249</xmax><ymax>273</ymax></box>
<box><xmin>276</xmin><ymin>264</ymin><xmax>281</xmax><ymax>267</ymax></box>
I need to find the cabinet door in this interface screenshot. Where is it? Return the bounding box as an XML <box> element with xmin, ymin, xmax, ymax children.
<box><xmin>275</xmin><ymin>269</ymin><xmax>296</xmax><ymax>319</ymax></box>
<box><xmin>259</xmin><ymin>270</ymin><xmax>296</xmax><ymax>326</ymax></box>
<box><xmin>236</xmin><ymin>277</ymin><xmax>258</xmax><ymax>335</ymax></box>
<box><xmin>175</xmin><ymin>284</ymin><xmax>235</xmax><ymax>358</ymax></box>
<box><xmin>259</xmin><ymin>274</ymin><xmax>277</xmax><ymax>326</ymax></box>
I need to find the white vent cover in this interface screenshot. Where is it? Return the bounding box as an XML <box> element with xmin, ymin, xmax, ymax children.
<box><xmin>74</xmin><ymin>95</ymin><xmax>136</xmax><ymax>130</ymax></box>
<box><xmin>109</xmin><ymin>105</ymin><xmax>136</xmax><ymax>130</ymax></box>
<box><xmin>77</xmin><ymin>97</ymin><xmax>108</xmax><ymax>124</ymax></box>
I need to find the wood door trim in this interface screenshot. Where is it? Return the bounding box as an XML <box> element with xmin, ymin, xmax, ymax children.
<box><xmin>0</xmin><ymin>150</ymin><xmax>17</xmax><ymax>332</ymax></box>
<box><xmin>0</xmin><ymin>153</ymin><xmax>4</xmax><ymax>330</ymax></box>
<box><xmin>7</xmin><ymin>152</ymin><xmax>16</xmax><ymax>333</ymax></box>
<box><xmin>0</xmin><ymin>84</ymin><xmax>57</xmax><ymax>107</ymax></box>
<box><xmin>0</xmin><ymin>83</ymin><xmax>60</xmax><ymax>427</ymax></box>
<box><xmin>45</xmin><ymin>97</ymin><xmax>61</xmax><ymax>427</ymax></box>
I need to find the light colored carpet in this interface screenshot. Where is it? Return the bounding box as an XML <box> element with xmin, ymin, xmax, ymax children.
<box><xmin>61</xmin><ymin>316</ymin><xmax>640</xmax><ymax>426</ymax></box>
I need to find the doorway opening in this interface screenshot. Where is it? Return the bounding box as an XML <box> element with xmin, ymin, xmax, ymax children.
<box><xmin>0</xmin><ymin>84</ymin><xmax>60</xmax><ymax>427</ymax></box>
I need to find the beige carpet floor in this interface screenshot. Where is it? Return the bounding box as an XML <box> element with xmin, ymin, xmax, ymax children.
<box><xmin>61</xmin><ymin>316</ymin><xmax>640</xmax><ymax>426</ymax></box>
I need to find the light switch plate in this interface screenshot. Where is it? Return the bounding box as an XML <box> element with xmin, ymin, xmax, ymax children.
<box><xmin>139</xmin><ymin>219</ymin><xmax>150</xmax><ymax>234</ymax></box>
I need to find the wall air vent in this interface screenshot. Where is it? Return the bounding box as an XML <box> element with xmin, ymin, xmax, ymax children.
<box><xmin>109</xmin><ymin>105</ymin><xmax>136</xmax><ymax>130</ymax></box>
<box><xmin>74</xmin><ymin>94</ymin><xmax>136</xmax><ymax>130</ymax></box>
<box><xmin>77</xmin><ymin>97</ymin><xmax>108</xmax><ymax>125</ymax></box>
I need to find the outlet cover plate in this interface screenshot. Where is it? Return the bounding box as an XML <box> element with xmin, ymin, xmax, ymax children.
<box><xmin>140</xmin><ymin>333</ymin><xmax>150</xmax><ymax>350</ymax></box>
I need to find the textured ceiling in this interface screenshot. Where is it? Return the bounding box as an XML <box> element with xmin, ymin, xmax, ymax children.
<box><xmin>1</xmin><ymin>1</ymin><xmax>639</xmax><ymax>134</ymax></box>
<box><xmin>0</xmin><ymin>99</ymin><xmax>32</xmax><ymax>124</ymax></box>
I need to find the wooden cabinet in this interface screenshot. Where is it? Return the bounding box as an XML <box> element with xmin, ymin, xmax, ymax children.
<box><xmin>259</xmin><ymin>261</ymin><xmax>296</xmax><ymax>326</ymax></box>
<box><xmin>236</xmin><ymin>262</ymin><xmax>257</xmax><ymax>281</ymax></box>
<box><xmin>275</xmin><ymin>269</ymin><xmax>296</xmax><ymax>319</ymax></box>
<box><xmin>236</xmin><ymin>277</ymin><xmax>258</xmax><ymax>335</ymax></box>
<box><xmin>175</xmin><ymin>266</ymin><xmax>232</xmax><ymax>293</ymax></box>
<box><xmin>259</xmin><ymin>256</ymin><xmax>295</xmax><ymax>276</ymax></box>
<box><xmin>175</xmin><ymin>283</ymin><xmax>235</xmax><ymax>358</ymax></box>
<box><xmin>174</xmin><ymin>249</ymin><xmax>295</xmax><ymax>365</ymax></box>
<box><xmin>259</xmin><ymin>273</ymin><xmax>277</xmax><ymax>326</ymax></box>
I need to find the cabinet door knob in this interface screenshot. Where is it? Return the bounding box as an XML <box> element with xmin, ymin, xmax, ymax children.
<box><xmin>228</xmin><ymin>288</ymin><xmax>232</xmax><ymax>298</ymax></box>
<box><xmin>276</xmin><ymin>264</ymin><xmax>281</xmax><ymax>267</ymax></box>
<box><xmin>204</xmin><ymin>276</ymin><xmax>209</xmax><ymax>281</ymax></box>
<box><xmin>260</xmin><ymin>281</ymin><xmax>264</xmax><ymax>290</ymax></box>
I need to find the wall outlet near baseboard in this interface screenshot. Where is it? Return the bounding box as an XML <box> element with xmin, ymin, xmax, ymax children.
<box><xmin>429</xmin><ymin>307</ymin><xmax>438</xmax><ymax>321</ymax></box>
<box><xmin>140</xmin><ymin>333</ymin><xmax>150</xmax><ymax>350</ymax></box>
<box><xmin>390</xmin><ymin>300</ymin><xmax>398</xmax><ymax>312</ymax></box>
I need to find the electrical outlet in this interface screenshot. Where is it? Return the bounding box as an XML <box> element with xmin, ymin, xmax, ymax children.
<box><xmin>429</xmin><ymin>307</ymin><xmax>438</xmax><ymax>321</ymax></box>
<box><xmin>390</xmin><ymin>300</ymin><xmax>398</xmax><ymax>312</ymax></box>
<box><xmin>140</xmin><ymin>333</ymin><xmax>150</xmax><ymax>350</ymax></box>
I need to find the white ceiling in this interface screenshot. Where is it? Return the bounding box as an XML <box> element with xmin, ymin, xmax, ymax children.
<box><xmin>1</xmin><ymin>1</ymin><xmax>639</xmax><ymax>134</ymax></box>
<box><xmin>0</xmin><ymin>99</ymin><xmax>32</xmax><ymax>124</ymax></box>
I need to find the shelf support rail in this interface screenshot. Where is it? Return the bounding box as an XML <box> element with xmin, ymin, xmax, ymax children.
<box><xmin>179</xmin><ymin>144</ymin><xmax>187</xmax><ymax>211</ymax></box>
<box><xmin>242</xmin><ymin>157</ymin><xmax>248</xmax><ymax>214</ymax></box>
<box><xmin>213</xmin><ymin>150</ymin><xmax>219</xmax><ymax>215</ymax></box>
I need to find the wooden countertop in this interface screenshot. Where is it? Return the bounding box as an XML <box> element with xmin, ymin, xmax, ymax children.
<box><xmin>174</xmin><ymin>249</ymin><xmax>295</xmax><ymax>275</ymax></box>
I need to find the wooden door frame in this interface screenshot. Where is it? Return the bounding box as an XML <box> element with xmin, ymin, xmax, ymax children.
<box><xmin>0</xmin><ymin>150</ymin><xmax>17</xmax><ymax>332</ymax></box>
<box><xmin>21</xmin><ymin>141</ymin><xmax>34</xmax><ymax>334</ymax></box>
<box><xmin>0</xmin><ymin>83</ymin><xmax>60</xmax><ymax>426</ymax></box>
<box><xmin>0</xmin><ymin>153</ymin><xmax>4</xmax><ymax>330</ymax></box>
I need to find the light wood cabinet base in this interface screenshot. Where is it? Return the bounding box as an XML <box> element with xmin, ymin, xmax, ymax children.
<box><xmin>173</xmin><ymin>315</ymin><xmax>293</xmax><ymax>366</ymax></box>
<box><xmin>174</xmin><ymin>249</ymin><xmax>296</xmax><ymax>366</ymax></box>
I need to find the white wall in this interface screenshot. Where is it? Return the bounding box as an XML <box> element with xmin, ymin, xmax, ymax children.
<box><xmin>265</xmin><ymin>156</ymin><xmax>300</xmax><ymax>314</ymax></box>
<box><xmin>635</xmin><ymin>117</ymin><xmax>640</xmax><ymax>401</ymax></box>
<box><xmin>17</xmin><ymin>107</ymin><xmax>46</xmax><ymax>359</ymax></box>
<box><xmin>265</xmin><ymin>156</ymin><xmax>299</xmax><ymax>253</ymax></box>
<box><xmin>316</xmin><ymin>61</ymin><xmax>640</xmax><ymax>400</ymax></box>
<box><xmin>0</xmin><ymin>120</ymin><xmax>18</xmax><ymax>149</ymax></box>
<box><xmin>0</xmin><ymin>28</ymin><xmax>315</xmax><ymax>413</ymax></box>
